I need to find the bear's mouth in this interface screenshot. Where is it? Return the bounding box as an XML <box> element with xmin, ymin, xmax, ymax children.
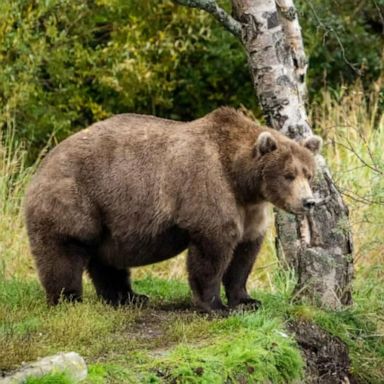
<box><xmin>283</xmin><ymin>205</ymin><xmax>312</xmax><ymax>216</ymax></box>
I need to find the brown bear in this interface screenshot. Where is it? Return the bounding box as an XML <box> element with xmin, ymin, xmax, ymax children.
<box><xmin>25</xmin><ymin>107</ymin><xmax>322</xmax><ymax>312</ymax></box>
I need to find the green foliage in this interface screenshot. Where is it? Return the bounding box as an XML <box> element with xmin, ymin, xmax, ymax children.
<box><xmin>0</xmin><ymin>118</ymin><xmax>36</xmax><ymax>278</ymax></box>
<box><xmin>134</xmin><ymin>276</ymin><xmax>190</xmax><ymax>302</ymax></box>
<box><xmin>297</xmin><ymin>266</ymin><xmax>384</xmax><ymax>382</ymax></box>
<box><xmin>1</xmin><ymin>272</ymin><xmax>384</xmax><ymax>382</ymax></box>
<box><xmin>0</xmin><ymin>274</ymin><xmax>304</xmax><ymax>383</ymax></box>
<box><xmin>297</xmin><ymin>0</ymin><xmax>384</xmax><ymax>91</ymax></box>
<box><xmin>86</xmin><ymin>364</ymin><xmax>109</xmax><ymax>384</ymax></box>
<box><xmin>0</xmin><ymin>0</ymin><xmax>253</xmax><ymax>159</ymax></box>
<box><xmin>2</xmin><ymin>0</ymin><xmax>383</xmax><ymax>159</ymax></box>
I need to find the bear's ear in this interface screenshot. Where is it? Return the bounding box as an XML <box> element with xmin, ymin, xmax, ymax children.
<box><xmin>254</xmin><ymin>132</ymin><xmax>278</xmax><ymax>157</ymax></box>
<box><xmin>303</xmin><ymin>135</ymin><xmax>323</xmax><ymax>154</ymax></box>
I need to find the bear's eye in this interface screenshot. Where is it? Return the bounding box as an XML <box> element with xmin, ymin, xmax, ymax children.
<box><xmin>284</xmin><ymin>174</ymin><xmax>295</xmax><ymax>181</ymax></box>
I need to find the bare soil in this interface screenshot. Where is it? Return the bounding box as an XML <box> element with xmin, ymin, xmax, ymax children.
<box><xmin>288</xmin><ymin>320</ymin><xmax>357</xmax><ymax>384</ymax></box>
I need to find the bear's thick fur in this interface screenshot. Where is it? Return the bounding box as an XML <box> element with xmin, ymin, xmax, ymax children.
<box><xmin>25</xmin><ymin>108</ymin><xmax>322</xmax><ymax>312</ymax></box>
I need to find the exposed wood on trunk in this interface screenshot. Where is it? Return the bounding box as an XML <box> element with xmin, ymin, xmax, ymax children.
<box><xmin>275</xmin><ymin>157</ymin><xmax>354</xmax><ymax>307</ymax></box>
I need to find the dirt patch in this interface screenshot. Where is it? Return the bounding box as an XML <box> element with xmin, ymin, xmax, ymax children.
<box><xmin>288</xmin><ymin>320</ymin><xmax>357</xmax><ymax>384</ymax></box>
<box><xmin>133</xmin><ymin>311</ymin><xmax>169</xmax><ymax>341</ymax></box>
<box><xmin>128</xmin><ymin>306</ymin><xmax>198</xmax><ymax>347</ymax></box>
<box><xmin>155</xmin><ymin>300</ymin><xmax>193</xmax><ymax>312</ymax></box>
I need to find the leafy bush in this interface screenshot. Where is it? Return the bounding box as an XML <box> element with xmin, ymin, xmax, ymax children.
<box><xmin>297</xmin><ymin>0</ymin><xmax>384</xmax><ymax>90</ymax></box>
<box><xmin>0</xmin><ymin>0</ymin><xmax>253</xmax><ymax>159</ymax></box>
<box><xmin>1</xmin><ymin>0</ymin><xmax>383</xmax><ymax>159</ymax></box>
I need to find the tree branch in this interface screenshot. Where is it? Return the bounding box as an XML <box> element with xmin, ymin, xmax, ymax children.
<box><xmin>173</xmin><ymin>0</ymin><xmax>242</xmax><ymax>38</ymax></box>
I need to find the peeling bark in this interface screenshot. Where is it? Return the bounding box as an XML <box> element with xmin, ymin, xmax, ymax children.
<box><xmin>232</xmin><ymin>0</ymin><xmax>310</xmax><ymax>138</ymax></box>
<box><xmin>174</xmin><ymin>0</ymin><xmax>354</xmax><ymax>309</ymax></box>
<box><xmin>275</xmin><ymin>156</ymin><xmax>353</xmax><ymax>307</ymax></box>
<box><xmin>275</xmin><ymin>156</ymin><xmax>353</xmax><ymax>308</ymax></box>
<box><xmin>275</xmin><ymin>0</ymin><xmax>307</xmax><ymax>101</ymax></box>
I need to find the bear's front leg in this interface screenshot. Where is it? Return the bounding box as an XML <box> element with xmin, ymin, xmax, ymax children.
<box><xmin>223</xmin><ymin>237</ymin><xmax>263</xmax><ymax>309</ymax></box>
<box><xmin>187</xmin><ymin>239</ymin><xmax>235</xmax><ymax>313</ymax></box>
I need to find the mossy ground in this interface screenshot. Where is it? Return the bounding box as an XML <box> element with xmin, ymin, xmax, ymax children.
<box><xmin>1</xmin><ymin>268</ymin><xmax>384</xmax><ymax>383</ymax></box>
<box><xmin>0</xmin><ymin>274</ymin><xmax>304</xmax><ymax>383</ymax></box>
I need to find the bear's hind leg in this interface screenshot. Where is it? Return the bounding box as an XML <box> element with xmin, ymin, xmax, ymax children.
<box><xmin>87</xmin><ymin>259</ymin><xmax>148</xmax><ymax>306</ymax></box>
<box><xmin>223</xmin><ymin>237</ymin><xmax>263</xmax><ymax>309</ymax></box>
<box><xmin>33</xmin><ymin>237</ymin><xmax>87</xmax><ymax>305</ymax></box>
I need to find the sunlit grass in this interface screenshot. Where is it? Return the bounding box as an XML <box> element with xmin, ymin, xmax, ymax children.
<box><xmin>25</xmin><ymin>372</ymin><xmax>73</xmax><ymax>384</ymax></box>
<box><xmin>0</xmin><ymin>119</ymin><xmax>35</xmax><ymax>278</ymax></box>
<box><xmin>0</xmin><ymin>275</ymin><xmax>306</xmax><ymax>382</ymax></box>
<box><xmin>313</xmin><ymin>78</ymin><xmax>384</xmax><ymax>266</ymax></box>
<box><xmin>1</xmin><ymin>270</ymin><xmax>383</xmax><ymax>382</ymax></box>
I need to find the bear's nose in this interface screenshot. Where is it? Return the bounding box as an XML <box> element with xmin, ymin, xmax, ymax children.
<box><xmin>302</xmin><ymin>198</ymin><xmax>316</xmax><ymax>210</ymax></box>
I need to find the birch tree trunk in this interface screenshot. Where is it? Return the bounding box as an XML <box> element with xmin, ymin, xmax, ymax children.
<box><xmin>174</xmin><ymin>0</ymin><xmax>353</xmax><ymax>308</ymax></box>
<box><xmin>275</xmin><ymin>0</ymin><xmax>307</xmax><ymax>101</ymax></box>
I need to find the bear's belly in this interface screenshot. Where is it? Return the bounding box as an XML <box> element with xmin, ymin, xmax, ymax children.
<box><xmin>97</xmin><ymin>225</ymin><xmax>190</xmax><ymax>268</ymax></box>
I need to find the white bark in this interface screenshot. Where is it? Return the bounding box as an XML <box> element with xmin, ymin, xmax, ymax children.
<box><xmin>232</xmin><ymin>0</ymin><xmax>311</xmax><ymax>138</ymax></box>
<box><xmin>276</xmin><ymin>0</ymin><xmax>307</xmax><ymax>101</ymax></box>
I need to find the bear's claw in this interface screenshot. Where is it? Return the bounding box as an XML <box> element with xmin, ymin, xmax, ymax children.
<box><xmin>230</xmin><ymin>297</ymin><xmax>261</xmax><ymax>311</ymax></box>
<box><xmin>126</xmin><ymin>293</ymin><xmax>149</xmax><ymax>306</ymax></box>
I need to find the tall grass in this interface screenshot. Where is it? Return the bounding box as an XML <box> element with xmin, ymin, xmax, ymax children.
<box><xmin>313</xmin><ymin>78</ymin><xmax>384</xmax><ymax>266</ymax></box>
<box><xmin>0</xmin><ymin>118</ymin><xmax>35</xmax><ymax>278</ymax></box>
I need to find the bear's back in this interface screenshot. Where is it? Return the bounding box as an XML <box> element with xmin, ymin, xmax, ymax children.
<box><xmin>29</xmin><ymin>113</ymin><xmax>210</xmax><ymax>185</ymax></box>
<box><xmin>25</xmin><ymin>112</ymin><xmax>227</xmax><ymax>241</ymax></box>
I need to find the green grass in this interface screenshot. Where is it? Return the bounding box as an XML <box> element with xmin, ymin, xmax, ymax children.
<box><xmin>24</xmin><ymin>372</ymin><xmax>73</xmax><ymax>384</ymax></box>
<box><xmin>1</xmin><ymin>82</ymin><xmax>384</xmax><ymax>382</ymax></box>
<box><xmin>0</xmin><ymin>275</ymin><xmax>305</xmax><ymax>383</ymax></box>
<box><xmin>314</xmin><ymin>79</ymin><xmax>384</xmax><ymax>267</ymax></box>
<box><xmin>1</xmin><ymin>271</ymin><xmax>384</xmax><ymax>382</ymax></box>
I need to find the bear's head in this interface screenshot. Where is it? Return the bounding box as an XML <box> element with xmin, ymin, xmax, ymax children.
<box><xmin>254</xmin><ymin>131</ymin><xmax>322</xmax><ymax>214</ymax></box>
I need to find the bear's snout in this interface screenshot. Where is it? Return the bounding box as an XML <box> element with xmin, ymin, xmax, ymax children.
<box><xmin>302</xmin><ymin>197</ymin><xmax>316</xmax><ymax>211</ymax></box>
